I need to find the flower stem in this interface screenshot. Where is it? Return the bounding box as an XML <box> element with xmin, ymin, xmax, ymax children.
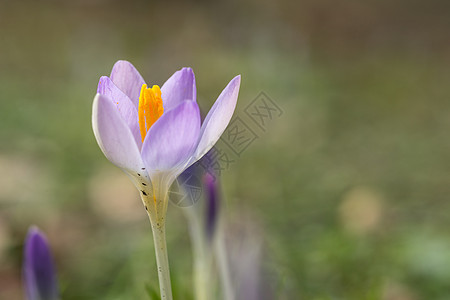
<box><xmin>140</xmin><ymin>175</ymin><xmax>173</xmax><ymax>300</ymax></box>
<box><xmin>150</xmin><ymin>222</ymin><xmax>173</xmax><ymax>300</ymax></box>
<box><xmin>215</xmin><ymin>227</ymin><xmax>234</xmax><ymax>300</ymax></box>
<box><xmin>185</xmin><ymin>207</ymin><xmax>212</xmax><ymax>300</ymax></box>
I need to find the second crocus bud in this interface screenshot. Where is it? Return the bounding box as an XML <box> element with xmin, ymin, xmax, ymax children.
<box><xmin>204</xmin><ymin>172</ymin><xmax>219</xmax><ymax>240</ymax></box>
<box><xmin>23</xmin><ymin>226</ymin><xmax>59</xmax><ymax>300</ymax></box>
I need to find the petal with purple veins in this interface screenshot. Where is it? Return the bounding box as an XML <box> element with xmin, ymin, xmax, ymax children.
<box><xmin>191</xmin><ymin>75</ymin><xmax>241</xmax><ymax>164</ymax></box>
<box><xmin>97</xmin><ymin>76</ymin><xmax>142</xmax><ymax>148</ymax></box>
<box><xmin>110</xmin><ymin>60</ymin><xmax>146</xmax><ymax>108</ymax></box>
<box><xmin>142</xmin><ymin>100</ymin><xmax>201</xmax><ymax>174</ymax></box>
<box><xmin>92</xmin><ymin>93</ymin><xmax>145</xmax><ymax>173</ymax></box>
<box><xmin>161</xmin><ymin>67</ymin><xmax>197</xmax><ymax>112</ymax></box>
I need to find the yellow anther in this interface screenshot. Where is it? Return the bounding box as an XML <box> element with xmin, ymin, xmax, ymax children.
<box><xmin>138</xmin><ymin>84</ymin><xmax>164</xmax><ymax>142</ymax></box>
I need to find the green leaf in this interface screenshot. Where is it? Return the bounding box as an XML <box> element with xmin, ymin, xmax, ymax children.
<box><xmin>145</xmin><ymin>284</ymin><xmax>160</xmax><ymax>300</ymax></box>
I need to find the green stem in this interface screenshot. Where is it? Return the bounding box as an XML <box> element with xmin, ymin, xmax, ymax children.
<box><xmin>185</xmin><ymin>207</ymin><xmax>212</xmax><ymax>300</ymax></box>
<box><xmin>215</xmin><ymin>227</ymin><xmax>234</xmax><ymax>300</ymax></box>
<box><xmin>142</xmin><ymin>174</ymin><xmax>173</xmax><ymax>300</ymax></box>
<box><xmin>150</xmin><ymin>222</ymin><xmax>173</xmax><ymax>300</ymax></box>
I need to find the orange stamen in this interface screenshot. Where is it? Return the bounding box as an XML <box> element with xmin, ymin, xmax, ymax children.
<box><xmin>138</xmin><ymin>84</ymin><xmax>164</xmax><ymax>142</ymax></box>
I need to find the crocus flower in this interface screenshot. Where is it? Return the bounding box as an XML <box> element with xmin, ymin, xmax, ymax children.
<box><xmin>92</xmin><ymin>61</ymin><xmax>240</xmax><ymax>222</ymax></box>
<box><xmin>23</xmin><ymin>226</ymin><xmax>58</xmax><ymax>300</ymax></box>
<box><xmin>92</xmin><ymin>61</ymin><xmax>240</xmax><ymax>299</ymax></box>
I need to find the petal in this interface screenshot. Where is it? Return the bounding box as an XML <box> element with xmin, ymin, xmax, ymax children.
<box><xmin>161</xmin><ymin>67</ymin><xmax>197</xmax><ymax>112</ymax></box>
<box><xmin>97</xmin><ymin>76</ymin><xmax>142</xmax><ymax>148</ymax></box>
<box><xmin>142</xmin><ymin>100</ymin><xmax>201</xmax><ymax>173</ymax></box>
<box><xmin>110</xmin><ymin>60</ymin><xmax>146</xmax><ymax>108</ymax></box>
<box><xmin>192</xmin><ymin>75</ymin><xmax>241</xmax><ymax>162</ymax></box>
<box><xmin>92</xmin><ymin>93</ymin><xmax>145</xmax><ymax>173</ymax></box>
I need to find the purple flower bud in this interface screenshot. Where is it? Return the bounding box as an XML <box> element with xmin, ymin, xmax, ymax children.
<box><xmin>23</xmin><ymin>226</ymin><xmax>58</xmax><ymax>300</ymax></box>
<box><xmin>177</xmin><ymin>148</ymin><xmax>220</xmax><ymax>239</ymax></box>
<box><xmin>204</xmin><ymin>172</ymin><xmax>219</xmax><ymax>239</ymax></box>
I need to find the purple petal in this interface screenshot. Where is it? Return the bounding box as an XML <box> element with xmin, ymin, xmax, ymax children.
<box><xmin>23</xmin><ymin>226</ymin><xmax>58</xmax><ymax>300</ymax></box>
<box><xmin>92</xmin><ymin>93</ymin><xmax>145</xmax><ymax>173</ymax></box>
<box><xmin>110</xmin><ymin>60</ymin><xmax>146</xmax><ymax>108</ymax></box>
<box><xmin>193</xmin><ymin>75</ymin><xmax>241</xmax><ymax>162</ymax></box>
<box><xmin>142</xmin><ymin>100</ymin><xmax>201</xmax><ymax>172</ymax></box>
<box><xmin>161</xmin><ymin>67</ymin><xmax>197</xmax><ymax>112</ymax></box>
<box><xmin>97</xmin><ymin>76</ymin><xmax>142</xmax><ymax>148</ymax></box>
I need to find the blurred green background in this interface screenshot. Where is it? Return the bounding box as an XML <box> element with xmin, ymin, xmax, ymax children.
<box><xmin>1</xmin><ymin>0</ymin><xmax>450</xmax><ymax>299</ymax></box>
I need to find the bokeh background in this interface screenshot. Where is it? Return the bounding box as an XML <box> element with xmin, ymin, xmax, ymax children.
<box><xmin>1</xmin><ymin>0</ymin><xmax>450</xmax><ymax>299</ymax></box>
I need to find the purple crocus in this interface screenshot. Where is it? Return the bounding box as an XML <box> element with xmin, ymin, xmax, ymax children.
<box><xmin>204</xmin><ymin>172</ymin><xmax>219</xmax><ymax>240</ymax></box>
<box><xmin>92</xmin><ymin>61</ymin><xmax>240</xmax><ymax>219</ymax></box>
<box><xmin>23</xmin><ymin>226</ymin><xmax>58</xmax><ymax>300</ymax></box>
<box><xmin>92</xmin><ymin>61</ymin><xmax>240</xmax><ymax>299</ymax></box>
